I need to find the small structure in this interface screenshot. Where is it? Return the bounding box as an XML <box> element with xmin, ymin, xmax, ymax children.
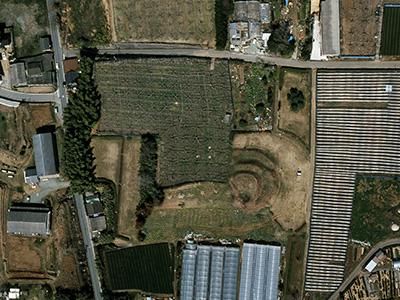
<box><xmin>229</xmin><ymin>1</ymin><xmax>270</xmax><ymax>53</ymax></box>
<box><xmin>64</xmin><ymin>57</ymin><xmax>80</xmax><ymax>87</ymax></box>
<box><xmin>32</xmin><ymin>132</ymin><xmax>59</xmax><ymax>178</ymax></box>
<box><xmin>21</xmin><ymin>53</ymin><xmax>56</xmax><ymax>85</ymax></box>
<box><xmin>89</xmin><ymin>215</ymin><xmax>106</xmax><ymax>233</ymax></box>
<box><xmin>24</xmin><ymin>166</ymin><xmax>39</xmax><ymax>186</ymax></box>
<box><xmin>8</xmin><ymin>288</ymin><xmax>20</xmax><ymax>299</ymax></box>
<box><xmin>39</xmin><ymin>35</ymin><xmax>52</xmax><ymax>52</ymax></box>
<box><xmin>320</xmin><ymin>0</ymin><xmax>340</xmax><ymax>56</ymax></box>
<box><xmin>7</xmin><ymin>204</ymin><xmax>51</xmax><ymax>236</ymax></box>
<box><xmin>84</xmin><ymin>192</ymin><xmax>106</xmax><ymax>233</ymax></box>
<box><xmin>239</xmin><ymin>243</ymin><xmax>281</xmax><ymax>300</ymax></box>
<box><xmin>364</xmin><ymin>250</ymin><xmax>386</xmax><ymax>273</ymax></box>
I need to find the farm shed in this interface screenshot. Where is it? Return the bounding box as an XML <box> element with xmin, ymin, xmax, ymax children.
<box><xmin>10</xmin><ymin>63</ymin><xmax>27</xmax><ymax>87</ymax></box>
<box><xmin>239</xmin><ymin>243</ymin><xmax>281</xmax><ymax>300</ymax></box>
<box><xmin>105</xmin><ymin>243</ymin><xmax>175</xmax><ymax>295</ymax></box>
<box><xmin>89</xmin><ymin>215</ymin><xmax>106</xmax><ymax>233</ymax></box>
<box><xmin>180</xmin><ymin>243</ymin><xmax>240</xmax><ymax>300</ymax></box>
<box><xmin>7</xmin><ymin>204</ymin><xmax>51</xmax><ymax>236</ymax></box>
<box><xmin>33</xmin><ymin>132</ymin><xmax>59</xmax><ymax>178</ymax></box>
<box><xmin>24</xmin><ymin>166</ymin><xmax>38</xmax><ymax>185</ymax></box>
<box><xmin>320</xmin><ymin>0</ymin><xmax>340</xmax><ymax>56</ymax></box>
<box><xmin>84</xmin><ymin>192</ymin><xmax>104</xmax><ymax>217</ymax></box>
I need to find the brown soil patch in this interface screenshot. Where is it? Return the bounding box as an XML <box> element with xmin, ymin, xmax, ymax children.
<box><xmin>233</xmin><ymin>131</ymin><xmax>311</xmax><ymax>230</ymax></box>
<box><xmin>340</xmin><ymin>0</ymin><xmax>379</xmax><ymax>55</ymax></box>
<box><xmin>6</xmin><ymin>236</ymin><xmax>43</xmax><ymax>273</ymax></box>
<box><xmin>113</xmin><ymin>0</ymin><xmax>215</xmax><ymax>47</ymax></box>
<box><xmin>92</xmin><ymin>136</ymin><xmax>123</xmax><ymax>185</ymax></box>
<box><xmin>92</xmin><ymin>136</ymin><xmax>141</xmax><ymax>241</ymax></box>
<box><xmin>278</xmin><ymin>69</ymin><xmax>311</xmax><ymax>149</ymax></box>
<box><xmin>16</xmin><ymin>86</ymin><xmax>56</xmax><ymax>93</ymax></box>
<box><xmin>54</xmin><ymin>254</ymin><xmax>81</xmax><ymax>289</ymax></box>
<box><xmin>117</xmin><ymin>137</ymin><xmax>141</xmax><ymax>240</ymax></box>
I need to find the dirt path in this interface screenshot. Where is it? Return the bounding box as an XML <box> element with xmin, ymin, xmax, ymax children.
<box><xmin>102</xmin><ymin>0</ymin><xmax>117</xmax><ymax>42</ymax></box>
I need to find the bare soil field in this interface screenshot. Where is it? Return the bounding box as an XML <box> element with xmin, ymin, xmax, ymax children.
<box><xmin>112</xmin><ymin>0</ymin><xmax>215</xmax><ymax>46</ymax></box>
<box><xmin>278</xmin><ymin>68</ymin><xmax>311</xmax><ymax>149</ymax></box>
<box><xmin>117</xmin><ymin>137</ymin><xmax>141</xmax><ymax>240</ymax></box>
<box><xmin>340</xmin><ymin>0</ymin><xmax>379</xmax><ymax>55</ymax></box>
<box><xmin>92</xmin><ymin>136</ymin><xmax>142</xmax><ymax>240</ymax></box>
<box><xmin>6</xmin><ymin>236</ymin><xmax>43</xmax><ymax>274</ymax></box>
<box><xmin>92</xmin><ymin>136</ymin><xmax>123</xmax><ymax>185</ymax></box>
<box><xmin>233</xmin><ymin>132</ymin><xmax>311</xmax><ymax>230</ymax></box>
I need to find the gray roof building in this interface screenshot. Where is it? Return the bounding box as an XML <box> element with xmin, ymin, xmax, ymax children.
<box><xmin>239</xmin><ymin>243</ymin><xmax>281</xmax><ymax>300</ymax></box>
<box><xmin>24</xmin><ymin>166</ymin><xmax>39</xmax><ymax>185</ymax></box>
<box><xmin>320</xmin><ymin>0</ymin><xmax>340</xmax><ymax>56</ymax></box>
<box><xmin>39</xmin><ymin>35</ymin><xmax>51</xmax><ymax>52</ymax></box>
<box><xmin>260</xmin><ymin>3</ymin><xmax>271</xmax><ymax>23</ymax></box>
<box><xmin>85</xmin><ymin>193</ymin><xmax>104</xmax><ymax>217</ymax></box>
<box><xmin>89</xmin><ymin>215</ymin><xmax>106</xmax><ymax>233</ymax></box>
<box><xmin>10</xmin><ymin>63</ymin><xmax>27</xmax><ymax>87</ymax></box>
<box><xmin>180</xmin><ymin>243</ymin><xmax>240</xmax><ymax>300</ymax></box>
<box><xmin>33</xmin><ymin>132</ymin><xmax>59</xmax><ymax>177</ymax></box>
<box><xmin>7</xmin><ymin>205</ymin><xmax>51</xmax><ymax>236</ymax></box>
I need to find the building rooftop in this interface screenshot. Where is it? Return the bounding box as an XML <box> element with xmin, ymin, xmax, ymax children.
<box><xmin>7</xmin><ymin>204</ymin><xmax>51</xmax><ymax>236</ymax></box>
<box><xmin>33</xmin><ymin>132</ymin><xmax>59</xmax><ymax>177</ymax></box>
<box><xmin>89</xmin><ymin>215</ymin><xmax>106</xmax><ymax>233</ymax></box>
<box><xmin>63</xmin><ymin>57</ymin><xmax>79</xmax><ymax>73</ymax></box>
<box><xmin>39</xmin><ymin>35</ymin><xmax>52</xmax><ymax>52</ymax></box>
<box><xmin>239</xmin><ymin>243</ymin><xmax>281</xmax><ymax>300</ymax></box>
<box><xmin>180</xmin><ymin>244</ymin><xmax>240</xmax><ymax>300</ymax></box>
<box><xmin>10</xmin><ymin>63</ymin><xmax>27</xmax><ymax>87</ymax></box>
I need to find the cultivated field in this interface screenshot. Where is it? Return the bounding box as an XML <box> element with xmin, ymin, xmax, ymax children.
<box><xmin>104</xmin><ymin>243</ymin><xmax>174</xmax><ymax>294</ymax></box>
<box><xmin>340</xmin><ymin>0</ymin><xmax>379</xmax><ymax>55</ymax></box>
<box><xmin>278</xmin><ymin>68</ymin><xmax>311</xmax><ymax>148</ymax></box>
<box><xmin>111</xmin><ymin>0</ymin><xmax>215</xmax><ymax>46</ymax></box>
<box><xmin>143</xmin><ymin>181</ymin><xmax>288</xmax><ymax>243</ymax></box>
<box><xmin>96</xmin><ymin>58</ymin><xmax>233</xmax><ymax>187</ymax></box>
<box><xmin>92</xmin><ymin>136</ymin><xmax>141</xmax><ymax>240</ymax></box>
<box><xmin>351</xmin><ymin>176</ymin><xmax>400</xmax><ymax>244</ymax></box>
<box><xmin>0</xmin><ymin>0</ymin><xmax>48</xmax><ymax>57</ymax></box>
<box><xmin>230</xmin><ymin>63</ymin><xmax>275</xmax><ymax>131</ymax></box>
<box><xmin>381</xmin><ymin>5</ymin><xmax>400</xmax><ymax>55</ymax></box>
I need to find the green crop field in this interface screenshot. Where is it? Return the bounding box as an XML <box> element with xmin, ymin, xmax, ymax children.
<box><xmin>95</xmin><ymin>57</ymin><xmax>233</xmax><ymax>187</ymax></box>
<box><xmin>104</xmin><ymin>243</ymin><xmax>175</xmax><ymax>294</ymax></box>
<box><xmin>381</xmin><ymin>5</ymin><xmax>400</xmax><ymax>55</ymax></box>
<box><xmin>351</xmin><ymin>176</ymin><xmax>400</xmax><ymax>244</ymax></box>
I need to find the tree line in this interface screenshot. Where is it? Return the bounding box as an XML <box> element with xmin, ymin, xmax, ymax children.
<box><xmin>62</xmin><ymin>54</ymin><xmax>101</xmax><ymax>193</ymax></box>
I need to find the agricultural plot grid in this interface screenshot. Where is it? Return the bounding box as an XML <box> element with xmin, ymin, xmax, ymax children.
<box><xmin>95</xmin><ymin>58</ymin><xmax>233</xmax><ymax>187</ymax></box>
<box><xmin>305</xmin><ymin>70</ymin><xmax>400</xmax><ymax>292</ymax></box>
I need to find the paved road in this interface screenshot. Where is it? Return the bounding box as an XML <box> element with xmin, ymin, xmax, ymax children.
<box><xmin>0</xmin><ymin>87</ymin><xmax>58</xmax><ymax>103</ymax></box>
<box><xmin>46</xmin><ymin>0</ymin><xmax>68</xmax><ymax>115</ymax></box>
<box><xmin>99</xmin><ymin>47</ymin><xmax>400</xmax><ymax>69</ymax></box>
<box><xmin>28</xmin><ymin>178</ymin><xmax>70</xmax><ymax>203</ymax></box>
<box><xmin>329</xmin><ymin>238</ymin><xmax>400</xmax><ymax>300</ymax></box>
<box><xmin>74</xmin><ymin>194</ymin><xmax>102</xmax><ymax>300</ymax></box>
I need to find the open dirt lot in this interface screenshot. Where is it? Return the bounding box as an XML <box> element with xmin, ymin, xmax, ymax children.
<box><xmin>340</xmin><ymin>0</ymin><xmax>379</xmax><ymax>55</ymax></box>
<box><xmin>0</xmin><ymin>0</ymin><xmax>48</xmax><ymax>57</ymax></box>
<box><xmin>233</xmin><ymin>132</ymin><xmax>311</xmax><ymax>230</ymax></box>
<box><xmin>6</xmin><ymin>236</ymin><xmax>44</xmax><ymax>274</ymax></box>
<box><xmin>92</xmin><ymin>136</ymin><xmax>141</xmax><ymax>240</ymax></box>
<box><xmin>278</xmin><ymin>68</ymin><xmax>311</xmax><ymax>149</ymax></box>
<box><xmin>111</xmin><ymin>0</ymin><xmax>215</xmax><ymax>46</ymax></box>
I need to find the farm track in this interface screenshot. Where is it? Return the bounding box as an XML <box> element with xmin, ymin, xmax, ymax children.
<box><xmin>305</xmin><ymin>70</ymin><xmax>400</xmax><ymax>292</ymax></box>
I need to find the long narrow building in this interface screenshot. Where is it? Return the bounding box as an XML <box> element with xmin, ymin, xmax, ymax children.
<box><xmin>305</xmin><ymin>70</ymin><xmax>400</xmax><ymax>292</ymax></box>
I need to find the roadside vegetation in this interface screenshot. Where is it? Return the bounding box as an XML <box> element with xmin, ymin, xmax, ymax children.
<box><xmin>268</xmin><ymin>21</ymin><xmax>295</xmax><ymax>57</ymax></box>
<box><xmin>63</xmin><ymin>54</ymin><xmax>101</xmax><ymax>193</ymax></box>
<box><xmin>215</xmin><ymin>0</ymin><xmax>234</xmax><ymax>49</ymax></box>
<box><xmin>94</xmin><ymin>181</ymin><xmax>117</xmax><ymax>245</ymax></box>
<box><xmin>57</xmin><ymin>0</ymin><xmax>110</xmax><ymax>47</ymax></box>
<box><xmin>351</xmin><ymin>176</ymin><xmax>400</xmax><ymax>245</ymax></box>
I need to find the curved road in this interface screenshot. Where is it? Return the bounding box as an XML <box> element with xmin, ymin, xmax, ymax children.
<box><xmin>98</xmin><ymin>47</ymin><xmax>400</xmax><ymax>69</ymax></box>
<box><xmin>0</xmin><ymin>87</ymin><xmax>58</xmax><ymax>103</ymax></box>
<box><xmin>329</xmin><ymin>238</ymin><xmax>400</xmax><ymax>300</ymax></box>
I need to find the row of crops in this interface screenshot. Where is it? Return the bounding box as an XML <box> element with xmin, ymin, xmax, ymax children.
<box><xmin>95</xmin><ymin>57</ymin><xmax>233</xmax><ymax>187</ymax></box>
<box><xmin>381</xmin><ymin>5</ymin><xmax>400</xmax><ymax>55</ymax></box>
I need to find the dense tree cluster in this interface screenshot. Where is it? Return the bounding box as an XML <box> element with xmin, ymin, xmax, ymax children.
<box><xmin>287</xmin><ymin>87</ymin><xmax>305</xmax><ymax>112</ymax></box>
<box><xmin>63</xmin><ymin>55</ymin><xmax>101</xmax><ymax>193</ymax></box>
<box><xmin>267</xmin><ymin>21</ymin><xmax>295</xmax><ymax>56</ymax></box>
<box><xmin>215</xmin><ymin>0</ymin><xmax>234</xmax><ymax>49</ymax></box>
<box><xmin>135</xmin><ymin>134</ymin><xmax>164</xmax><ymax>240</ymax></box>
